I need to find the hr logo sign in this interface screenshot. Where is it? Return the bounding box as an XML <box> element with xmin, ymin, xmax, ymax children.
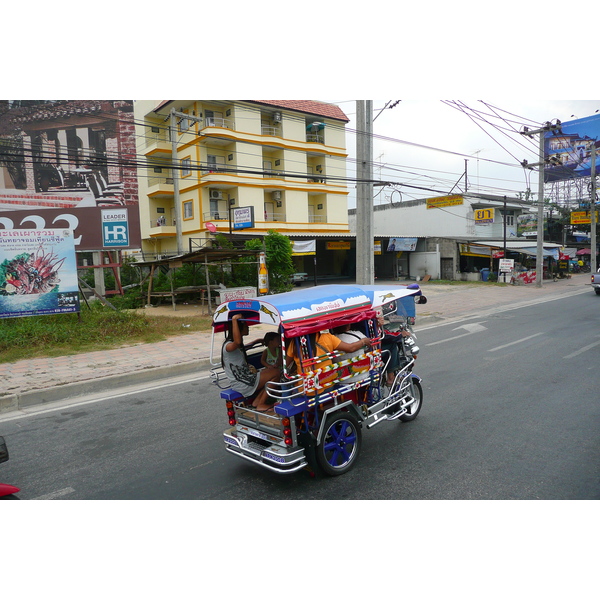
<box><xmin>102</xmin><ymin>208</ymin><xmax>129</xmax><ymax>247</ymax></box>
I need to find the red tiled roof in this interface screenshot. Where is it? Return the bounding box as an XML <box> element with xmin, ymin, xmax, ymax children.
<box><xmin>153</xmin><ymin>100</ymin><xmax>349</xmax><ymax>122</ymax></box>
<box><xmin>249</xmin><ymin>100</ymin><xmax>349</xmax><ymax>122</ymax></box>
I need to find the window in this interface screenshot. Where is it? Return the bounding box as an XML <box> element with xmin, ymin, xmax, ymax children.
<box><xmin>182</xmin><ymin>157</ymin><xmax>191</xmax><ymax>177</ymax></box>
<box><xmin>183</xmin><ymin>201</ymin><xmax>193</xmax><ymax>219</ymax></box>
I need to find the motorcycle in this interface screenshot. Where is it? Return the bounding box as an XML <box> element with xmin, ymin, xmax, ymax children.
<box><xmin>0</xmin><ymin>436</ymin><xmax>20</xmax><ymax>499</ymax></box>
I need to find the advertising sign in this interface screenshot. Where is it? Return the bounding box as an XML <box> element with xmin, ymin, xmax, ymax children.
<box><xmin>0</xmin><ymin>206</ymin><xmax>141</xmax><ymax>251</ymax></box>
<box><xmin>327</xmin><ymin>241</ymin><xmax>351</xmax><ymax>250</ymax></box>
<box><xmin>545</xmin><ymin>114</ymin><xmax>600</xmax><ymax>182</ymax></box>
<box><xmin>570</xmin><ymin>211</ymin><xmax>599</xmax><ymax>225</ymax></box>
<box><xmin>387</xmin><ymin>238</ymin><xmax>417</xmax><ymax>251</ymax></box>
<box><xmin>499</xmin><ymin>258</ymin><xmax>514</xmax><ymax>272</ymax></box>
<box><xmin>475</xmin><ymin>208</ymin><xmax>495</xmax><ymax>224</ymax></box>
<box><xmin>0</xmin><ymin>229</ymin><xmax>80</xmax><ymax>319</ymax></box>
<box><xmin>426</xmin><ymin>194</ymin><xmax>463</xmax><ymax>209</ymax></box>
<box><xmin>232</xmin><ymin>206</ymin><xmax>254</xmax><ymax>230</ymax></box>
<box><xmin>102</xmin><ymin>208</ymin><xmax>129</xmax><ymax>247</ymax></box>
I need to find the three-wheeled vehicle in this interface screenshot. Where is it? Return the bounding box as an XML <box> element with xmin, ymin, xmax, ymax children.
<box><xmin>210</xmin><ymin>284</ymin><xmax>427</xmax><ymax>476</ymax></box>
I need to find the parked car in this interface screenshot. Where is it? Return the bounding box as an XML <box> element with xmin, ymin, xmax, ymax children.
<box><xmin>290</xmin><ymin>272</ymin><xmax>308</xmax><ymax>285</ymax></box>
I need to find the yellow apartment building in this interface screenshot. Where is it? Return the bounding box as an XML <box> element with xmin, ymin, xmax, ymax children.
<box><xmin>134</xmin><ymin>100</ymin><xmax>351</xmax><ymax>274</ymax></box>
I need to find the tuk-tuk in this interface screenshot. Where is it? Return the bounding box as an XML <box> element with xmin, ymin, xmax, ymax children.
<box><xmin>210</xmin><ymin>284</ymin><xmax>426</xmax><ymax>476</ymax></box>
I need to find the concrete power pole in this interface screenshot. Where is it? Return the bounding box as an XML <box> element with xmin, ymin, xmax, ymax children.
<box><xmin>170</xmin><ymin>108</ymin><xmax>184</xmax><ymax>255</ymax></box>
<box><xmin>356</xmin><ymin>100</ymin><xmax>374</xmax><ymax>285</ymax></box>
<box><xmin>520</xmin><ymin>121</ymin><xmax>562</xmax><ymax>288</ymax></box>
<box><xmin>591</xmin><ymin>143</ymin><xmax>597</xmax><ymax>274</ymax></box>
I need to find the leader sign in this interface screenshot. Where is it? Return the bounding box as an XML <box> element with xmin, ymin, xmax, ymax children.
<box><xmin>102</xmin><ymin>208</ymin><xmax>129</xmax><ymax>247</ymax></box>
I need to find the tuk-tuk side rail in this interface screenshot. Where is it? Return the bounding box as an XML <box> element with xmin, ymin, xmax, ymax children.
<box><xmin>211</xmin><ymin>367</ymin><xmax>232</xmax><ymax>390</ymax></box>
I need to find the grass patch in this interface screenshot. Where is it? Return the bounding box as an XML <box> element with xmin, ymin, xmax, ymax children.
<box><xmin>0</xmin><ymin>303</ymin><xmax>213</xmax><ymax>364</ymax></box>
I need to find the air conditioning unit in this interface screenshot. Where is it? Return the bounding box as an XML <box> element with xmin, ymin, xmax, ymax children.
<box><xmin>272</xmin><ymin>191</ymin><xmax>282</xmax><ymax>201</ymax></box>
<box><xmin>210</xmin><ymin>190</ymin><xmax>223</xmax><ymax>200</ymax></box>
<box><xmin>273</xmin><ymin>112</ymin><xmax>282</xmax><ymax>124</ymax></box>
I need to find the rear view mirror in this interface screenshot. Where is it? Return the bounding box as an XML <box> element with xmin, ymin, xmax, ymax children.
<box><xmin>0</xmin><ymin>436</ymin><xmax>9</xmax><ymax>464</ymax></box>
<box><xmin>416</xmin><ymin>295</ymin><xmax>427</xmax><ymax>305</ymax></box>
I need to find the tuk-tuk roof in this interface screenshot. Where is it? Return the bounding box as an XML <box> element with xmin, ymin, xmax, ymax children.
<box><xmin>211</xmin><ymin>284</ymin><xmax>423</xmax><ymax>335</ymax></box>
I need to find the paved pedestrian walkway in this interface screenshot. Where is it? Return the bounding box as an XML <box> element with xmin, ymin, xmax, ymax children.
<box><xmin>1</xmin><ymin>273</ymin><xmax>591</xmax><ymax>414</ymax></box>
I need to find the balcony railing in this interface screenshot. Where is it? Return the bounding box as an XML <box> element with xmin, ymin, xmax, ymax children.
<box><xmin>203</xmin><ymin>117</ymin><xmax>234</xmax><ymax>129</ymax></box>
<box><xmin>261</xmin><ymin>125</ymin><xmax>281</xmax><ymax>136</ymax></box>
<box><xmin>142</xmin><ymin>132</ymin><xmax>171</xmax><ymax>149</ymax></box>
<box><xmin>150</xmin><ymin>218</ymin><xmax>176</xmax><ymax>228</ymax></box>
<box><xmin>148</xmin><ymin>176</ymin><xmax>173</xmax><ymax>187</ymax></box>
<box><xmin>306</xmin><ymin>133</ymin><xmax>324</xmax><ymax>144</ymax></box>
<box><xmin>309</xmin><ymin>215</ymin><xmax>326</xmax><ymax>223</ymax></box>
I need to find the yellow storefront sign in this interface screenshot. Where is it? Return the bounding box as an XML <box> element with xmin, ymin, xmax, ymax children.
<box><xmin>327</xmin><ymin>241</ymin><xmax>351</xmax><ymax>250</ymax></box>
<box><xmin>475</xmin><ymin>208</ymin><xmax>495</xmax><ymax>224</ymax></box>
<box><xmin>571</xmin><ymin>211</ymin><xmax>599</xmax><ymax>225</ymax></box>
<box><xmin>426</xmin><ymin>194</ymin><xmax>464</xmax><ymax>209</ymax></box>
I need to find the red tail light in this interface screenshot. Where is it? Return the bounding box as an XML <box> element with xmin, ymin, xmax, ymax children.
<box><xmin>281</xmin><ymin>417</ymin><xmax>293</xmax><ymax>446</ymax></box>
<box><xmin>226</xmin><ymin>401</ymin><xmax>236</xmax><ymax>425</ymax></box>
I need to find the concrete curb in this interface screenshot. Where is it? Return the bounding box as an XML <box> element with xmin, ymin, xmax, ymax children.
<box><xmin>0</xmin><ymin>358</ymin><xmax>213</xmax><ymax>414</ymax></box>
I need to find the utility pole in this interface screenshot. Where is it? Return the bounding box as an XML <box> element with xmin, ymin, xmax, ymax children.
<box><xmin>170</xmin><ymin>108</ymin><xmax>184</xmax><ymax>255</ymax></box>
<box><xmin>520</xmin><ymin>121</ymin><xmax>562</xmax><ymax>288</ymax></box>
<box><xmin>356</xmin><ymin>100</ymin><xmax>374</xmax><ymax>285</ymax></box>
<box><xmin>591</xmin><ymin>143</ymin><xmax>597</xmax><ymax>274</ymax></box>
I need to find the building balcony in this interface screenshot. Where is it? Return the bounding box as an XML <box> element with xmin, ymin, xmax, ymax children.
<box><xmin>201</xmin><ymin>117</ymin><xmax>235</xmax><ymax>130</ymax></box>
<box><xmin>149</xmin><ymin>220</ymin><xmax>176</xmax><ymax>235</ymax></box>
<box><xmin>147</xmin><ymin>177</ymin><xmax>174</xmax><ymax>198</ymax></box>
<box><xmin>142</xmin><ymin>133</ymin><xmax>171</xmax><ymax>156</ymax></box>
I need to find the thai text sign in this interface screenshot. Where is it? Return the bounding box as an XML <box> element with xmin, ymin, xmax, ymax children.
<box><xmin>475</xmin><ymin>208</ymin><xmax>495</xmax><ymax>224</ymax></box>
<box><xmin>327</xmin><ymin>241</ymin><xmax>351</xmax><ymax>250</ymax></box>
<box><xmin>499</xmin><ymin>259</ymin><xmax>514</xmax><ymax>272</ymax></box>
<box><xmin>426</xmin><ymin>194</ymin><xmax>463</xmax><ymax>209</ymax></box>
<box><xmin>571</xmin><ymin>211</ymin><xmax>599</xmax><ymax>225</ymax></box>
<box><xmin>218</xmin><ymin>287</ymin><xmax>257</xmax><ymax>303</ymax></box>
<box><xmin>232</xmin><ymin>206</ymin><xmax>254</xmax><ymax>230</ymax></box>
<box><xmin>0</xmin><ymin>229</ymin><xmax>80</xmax><ymax>319</ymax></box>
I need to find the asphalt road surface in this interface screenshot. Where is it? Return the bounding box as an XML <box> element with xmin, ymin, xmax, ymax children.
<box><xmin>1</xmin><ymin>291</ymin><xmax>599</xmax><ymax>500</ymax></box>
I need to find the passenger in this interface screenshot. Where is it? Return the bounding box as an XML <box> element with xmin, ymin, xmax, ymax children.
<box><xmin>378</xmin><ymin>311</ymin><xmax>399</xmax><ymax>386</ymax></box>
<box><xmin>222</xmin><ymin>314</ymin><xmax>280</xmax><ymax>412</ymax></box>
<box><xmin>261</xmin><ymin>331</ymin><xmax>283</xmax><ymax>369</ymax></box>
<box><xmin>332</xmin><ymin>323</ymin><xmax>371</xmax><ymax>382</ymax></box>
<box><xmin>286</xmin><ymin>329</ymin><xmax>372</xmax><ymax>390</ymax></box>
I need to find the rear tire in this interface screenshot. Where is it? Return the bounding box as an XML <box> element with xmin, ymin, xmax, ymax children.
<box><xmin>316</xmin><ymin>412</ymin><xmax>362</xmax><ymax>476</ymax></box>
<box><xmin>399</xmin><ymin>379</ymin><xmax>423</xmax><ymax>422</ymax></box>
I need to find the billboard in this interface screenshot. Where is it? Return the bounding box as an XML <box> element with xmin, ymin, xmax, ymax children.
<box><xmin>545</xmin><ymin>114</ymin><xmax>600</xmax><ymax>182</ymax></box>
<box><xmin>0</xmin><ymin>206</ymin><xmax>141</xmax><ymax>251</ymax></box>
<box><xmin>0</xmin><ymin>229</ymin><xmax>80</xmax><ymax>318</ymax></box>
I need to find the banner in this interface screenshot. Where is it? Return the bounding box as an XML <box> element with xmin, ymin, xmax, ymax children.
<box><xmin>0</xmin><ymin>229</ymin><xmax>80</xmax><ymax>318</ymax></box>
<box><xmin>426</xmin><ymin>194</ymin><xmax>463</xmax><ymax>209</ymax></box>
<box><xmin>292</xmin><ymin>240</ymin><xmax>316</xmax><ymax>255</ymax></box>
<box><xmin>387</xmin><ymin>238</ymin><xmax>417</xmax><ymax>252</ymax></box>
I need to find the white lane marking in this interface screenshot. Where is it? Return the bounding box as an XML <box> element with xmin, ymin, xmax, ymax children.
<box><xmin>488</xmin><ymin>332</ymin><xmax>544</xmax><ymax>352</ymax></box>
<box><xmin>31</xmin><ymin>487</ymin><xmax>75</xmax><ymax>500</ymax></box>
<box><xmin>0</xmin><ymin>374</ymin><xmax>211</xmax><ymax>423</ymax></box>
<box><xmin>563</xmin><ymin>337</ymin><xmax>600</xmax><ymax>359</ymax></box>
<box><xmin>426</xmin><ymin>322</ymin><xmax>488</xmax><ymax>346</ymax></box>
<box><xmin>416</xmin><ymin>287</ymin><xmax>591</xmax><ymax>332</ymax></box>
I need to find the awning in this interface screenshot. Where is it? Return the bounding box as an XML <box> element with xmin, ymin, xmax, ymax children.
<box><xmin>576</xmin><ymin>248</ymin><xmax>591</xmax><ymax>255</ymax></box>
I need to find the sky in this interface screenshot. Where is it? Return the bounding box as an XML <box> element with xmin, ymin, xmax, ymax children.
<box><xmin>329</xmin><ymin>99</ymin><xmax>600</xmax><ymax>208</ymax></box>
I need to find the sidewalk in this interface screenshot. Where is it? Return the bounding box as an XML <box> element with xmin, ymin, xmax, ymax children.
<box><xmin>0</xmin><ymin>274</ymin><xmax>591</xmax><ymax>414</ymax></box>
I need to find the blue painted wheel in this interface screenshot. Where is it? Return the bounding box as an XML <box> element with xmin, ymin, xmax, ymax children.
<box><xmin>316</xmin><ymin>412</ymin><xmax>362</xmax><ymax>476</ymax></box>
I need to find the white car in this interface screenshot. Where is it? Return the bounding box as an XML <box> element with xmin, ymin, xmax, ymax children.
<box><xmin>290</xmin><ymin>272</ymin><xmax>308</xmax><ymax>285</ymax></box>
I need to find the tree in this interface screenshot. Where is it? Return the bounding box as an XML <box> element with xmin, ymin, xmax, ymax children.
<box><xmin>245</xmin><ymin>230</ymin><xmax>294</xmax><ymax>293</ymax></box>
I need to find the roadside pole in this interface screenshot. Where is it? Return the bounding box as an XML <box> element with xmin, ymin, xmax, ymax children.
<box><xmin>356</xmin><ymin>100</ymin><xmax>374</xmax><ymax>285</ymax></box>
<box><xmin>591</xmin><ymin>143</ymin><xmax>597</xmax><ymax>274</ymax></box>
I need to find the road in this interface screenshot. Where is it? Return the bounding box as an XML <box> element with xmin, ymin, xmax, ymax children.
<box><xmin>1</xmin><ymin>291</ymin><xmax>599</xmax><ymax>500</ymax></box>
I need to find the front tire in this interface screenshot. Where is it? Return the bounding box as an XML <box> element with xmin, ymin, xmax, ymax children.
<box><xmin>595</xmin><ymin>289</ymin><xmax>600</xmax><ymax>295</ymax></box>
<box><xmin>399</xmin><ymin>378</ymin><xmax>423</xmax><ymax>422</ymax></box>
<box><xmin>316</xmin><ymin>412</ymin><xmax>362</xmax><ymax>476</ymax></box>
